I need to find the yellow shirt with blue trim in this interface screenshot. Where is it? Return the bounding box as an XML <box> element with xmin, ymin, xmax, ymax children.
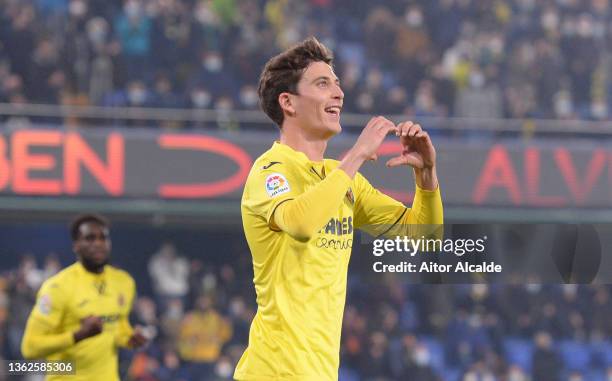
<box><xmin>21</xmin><ymin>262</ymin><xmax>136</xmax><ymax>381</ymax></box>
<box><xmin>235</xmin><ymin>142</ymin><xmax>443</xmax><ymax>381</ymax></box>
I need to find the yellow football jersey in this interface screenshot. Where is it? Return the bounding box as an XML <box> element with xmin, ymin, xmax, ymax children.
<box><xmin>22</xmin><ymin>262</ymin><xmax>136</xmax><ymax>381</ymax></box>
<box><xmin>235</xmin><ymin>142</ymin><xmax>442</xmax><ymax>381</ymax></box>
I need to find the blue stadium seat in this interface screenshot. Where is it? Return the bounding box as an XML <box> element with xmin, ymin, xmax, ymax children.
<box><xmin>584</xmin><ymin>370</ymin><xmax>606</xmax><ymax>381</ymax></box>
<box><xmin>559</xmin><ymin>340</ymin><xmax>592</xmax><ymax>372</ymax></box>
<box><xmin>503</xmin><ymin>338</ymin><xmax>533</xmax><ymax>372</ymax></box>
<box><xmin>590</xmin><ymin>341</ymin><xmax>612</xmax><ymax>367</ymax></box>
<box><xmin>419</xmin><ymin>335</ymin><xmax>446</xmax><ymax>372</ymax></box>
<box><xmin>339</xmin><ymin>366</ymin><xmax>360</xmax><ymax>381</ymax></box>
<box><xmin>440</xmin><ymin>367</ymin><xmax>461</xmax><ymax>381</ymax></box>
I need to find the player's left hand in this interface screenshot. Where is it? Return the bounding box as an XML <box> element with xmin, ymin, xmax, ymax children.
<box><xmin>385</xmin><ymin>121</ymin><xmax>436</xmax><ymax>169</ymax></box>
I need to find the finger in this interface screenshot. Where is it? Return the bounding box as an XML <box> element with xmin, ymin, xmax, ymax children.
<box><xmin>399</xmin><ymin>121</ymin><xmax>414</xmax><ymax>136</ymax></box>
<box><xmin>365</xmin><ymin>116</ymin><xmax>382</xmax><ymax>130</ymax></box>
<box><xmin>385</xmin><ymin>155</ymin><xmax>408</xmax><ymax>167</ymax></box>
<box><xmin>376</xmin><ymin>119</ymin><xmax>397</xmax><ymax>134</ymax></box>
<box><xmin>408</xmin><ymin>123</ymin><xmax>422</xmax><ymax>137</ymax></box>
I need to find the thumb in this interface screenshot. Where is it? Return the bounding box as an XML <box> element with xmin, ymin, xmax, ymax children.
<box><xmin>385</xmin><ymin>155</ymin><xmax>408</xmax><ymax>167</ymax></box>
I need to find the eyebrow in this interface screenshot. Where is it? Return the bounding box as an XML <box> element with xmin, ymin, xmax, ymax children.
<box><xmin>310</xmin><ymin>76</ymin><xmax>341</xmax><ymax>85</ymax></box>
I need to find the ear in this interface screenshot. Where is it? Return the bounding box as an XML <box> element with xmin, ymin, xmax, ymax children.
<box><xmin>278</xmin><ymin>92</ymin><xmax>296</xmax><ymax>117</ymax></box>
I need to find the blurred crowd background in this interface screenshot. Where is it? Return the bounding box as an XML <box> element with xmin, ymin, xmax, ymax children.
<box><xmin>1</xmin><ymin>0</ymin><xmax>612</xmax><ymax>380</ymax></box>
<box><xmin>2</xmin><ymin>0</ymin><xmax>612</xmax><ymax>124</ymax></box>
<box><xmin>0</xmin><ymin>228</ymin><xmax>610</xmax><ymax>381</ymax></box>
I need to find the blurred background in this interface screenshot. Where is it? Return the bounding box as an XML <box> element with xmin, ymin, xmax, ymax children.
<box><xmin>0</xmin><ymin>0</ymin><xmax>611</xmax><ymax>380</ymax></box>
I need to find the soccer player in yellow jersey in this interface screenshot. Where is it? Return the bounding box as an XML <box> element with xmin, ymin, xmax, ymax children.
<box><xmin>21</xmin><ymin>214</ymin><xmax>147</xmax><ymax>381</ymax></box>
<box><xmin>234</xmin><ymin>37</ymin><xmax>443</xmax><ymax>381</ymax></box>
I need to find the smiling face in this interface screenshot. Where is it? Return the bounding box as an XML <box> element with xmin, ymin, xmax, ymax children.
<box><xmin>282</xmin><ymin>61</ymin><xmax>344</xmax><ymax>139</ymax></box>
<box><xmin>73</xmin><ymin>222</ymin><xmax>111</xmax><ymax>273</ymax></box>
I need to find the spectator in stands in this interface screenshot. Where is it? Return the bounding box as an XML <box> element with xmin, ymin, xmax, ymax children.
<box><xmin>178</xmin><ymin>294</ymin><xmax>232</xmax><ymax>381</ymax></box>
<box><xmin>532</xmin><ymin>331</ymin><xmax>562</xmax><ymax>381</ymax></box>
<box><xmin>114</xmin><ymin>0</ymin><xmax>152</xmax><ymax>81</ymax></box>
<box><xmin>148</xmin><ymin>241</ymin><xmax>189</xmax><ymax>309</ymax></box>
<box><xmin>2</xmin><ymin>0</ymin><xmax>612</xmax><ymax>126</ymax></box>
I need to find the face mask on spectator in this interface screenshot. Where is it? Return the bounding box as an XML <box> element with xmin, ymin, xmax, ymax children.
<box><xmin>413</xmin><ymin>347</ymin><xmax>430</xmax><ymax>366</ymax></box>
<box><xmin>215</xmin><ymin>359</ymin><xmax>233</xmax><ymax>378</ymax></box>
<box><xmin>508</xmin><ymin>367</ymin><xmax>526</xmax><ymax>381</ymax></box>
<box><xmin>204</xmin><ymin>55</ymin><xmax>223</xmax><ymax>72</ymax></box>
<box><xmin>87</xmin><ymin>18</ymin><xmax>108</xmax><ymax>45</ymax></box>
<box><xmin>229</xmin><ymin>298</ymin><xmax>245</xmax><ymax>317</ymax></box>
<box><xmin>525</xmin><ymin>284</ymin><xmax>541</xmax><ymax>293</ymax></box>
<box><xmin>196</xmin><ymin>5</ymin><xmax>216</xmax><ymax>25</ymax></box>
<box><xmin>469</xmin><ymin>71</ymin><xmax>485</xmax><ymax>89</ymax></box>
<box><xmin>128</xmin><ymin>88</ymin><xmax>147</xmax><ymax>105</ymax></box>
<box><xmin>577</xmin><ymin>16</ymin><xmax>594</xmax><ymax>37</ymax></box>
<box><xmin>489</xmin><ymin>36</ymin><xmax>504</xmax><ymax>56</ymax></box>
<box><xmin>541</xmin><ymin>10</ymin><xmax>559</xmax><ymax>31</ymax></box>
<box><xmin>591</xmin><ymin>100</ymin><xmax>608</xmax><ymax>119</ymax></box>
<box><xmin>405</xmin><ymin>9</ymin><xmax>423</xmax><ymax>27</ymax></box>
<box><xmin>69</xmin><ymin>0</ymin><xmax>87</xmax><ymax>17</ymax></box>
<box><xmin>554</xmin><ymin>91</ymin><xmax>573</xmax><ymax>117</ymax></box>
<box><xmin>240</xmin><ymin>88</ymin><xmax>258</xmax><ymax>107</ymax></box>
<box><xmin>125</xmin><ymin>0</ymin><xmax>142</xmax><ymax>19</ymax></box>
<box><xmin>191</xmin><ymin>90</ymin><xmax>211</xmax><ymax>108</ymax></box>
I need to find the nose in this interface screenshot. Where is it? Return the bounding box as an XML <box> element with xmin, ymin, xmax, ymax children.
<box><xmin>332</xmin><ymin>83</ymin><xmax>344</xmax><ymax>100</ymax></box>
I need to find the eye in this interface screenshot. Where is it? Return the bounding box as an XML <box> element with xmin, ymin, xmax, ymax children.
<box><xmin>317</xmin><ymin>80</ymin><xmax>329</xmax><ymax>88</ymax></box>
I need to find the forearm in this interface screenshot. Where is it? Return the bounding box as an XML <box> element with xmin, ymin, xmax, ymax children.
<box><xmin>414</xmin><ymin>166</ymin><xmax>438</xmax><ymax>191</ymax></box>
<box><xmin>274</xmin><ymin>169</ymin><xmax>352</xmax><ymax>241</ymax></box>
<box><xmin>21</xmin><ymin>320</ymin><xmax>75</xmax><ymax>359</ymax></box>
<box><xmin>405</xmin><ymin>185</ymin><xmax>443</xmax><ymax>225</ymax></box>
<box><xmin>383</xmin><ymin>185</ymin><xmax>443</xmax><ymax>239</ymax></box>
<box><xmin>338</xmin><ymin>148</ymin><xmax>367</xmax><ymax>178</ymax></box>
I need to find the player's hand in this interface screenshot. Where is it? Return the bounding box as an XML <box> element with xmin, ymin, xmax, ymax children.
<box><xmin>73</xmin><ymin>315</ymin><xmax>103</xmax><ymax>343</ymax></box>
<box><xmin>351</xmin><ymin>116</ymin><xmax>398</xmax><ymax>161</ymax></box>
<box><xmin>128</xmin><ymin>331</ymin><xmax>147</xmax><ymax>348</ymax></box>
<box><xmin>128</xmin><ymin>325</ymin><xmax>154</xmax><ymax>348</ymax></box>
<box><xmin>385</xmin><ymin>121</ymin><xmax>436</xmax><ymax>169</ymax></box>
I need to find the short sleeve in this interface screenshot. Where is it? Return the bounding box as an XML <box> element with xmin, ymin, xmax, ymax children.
<box><xmin>30</xmin><ymin>279</ymin><xmax>69</xmax><ymax>329</ymax></box>
<box><xmin>242</xmin><ymin>165</ymin><xmax>302</xmax><ymax>228</ymax></box>
<box><xmin>353</xmin><ymin>172</ymin><xmax>407</xmax><ymax>236</ymax></box>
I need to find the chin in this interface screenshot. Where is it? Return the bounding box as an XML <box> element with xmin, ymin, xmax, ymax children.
<box><xmin>328</xmin><ymin>122</ymin><xmax>342</xmax><ymax>134</ymax></box>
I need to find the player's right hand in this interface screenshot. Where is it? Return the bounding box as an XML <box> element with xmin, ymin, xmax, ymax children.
<box><xmin>351</xmin><ymin>116</ymin><xmax>398</xmax><ymax>161</ymax></box>
<box><xmin>73</xmin><ymin>315</ymin><xmax>103</xmax><ymax>343</ymax></box>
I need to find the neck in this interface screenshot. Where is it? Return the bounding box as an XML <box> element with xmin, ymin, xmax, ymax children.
<box><xmin>279</xmin><ymin>123</ymin><xmax>329</xmax><ymax>162</ymax></box>
<box><xmin>79</xmin><ymin>260</ymin><xmax>105</xmax><ymax>274</ymax></box>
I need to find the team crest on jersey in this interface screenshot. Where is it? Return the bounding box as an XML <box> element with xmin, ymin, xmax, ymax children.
<box><xmin>38</xmin><ymin>294</ymin><xmax>51</xmax><ymax>315</ymax></box>
<box><xmin>345</xmin><ymin>187</ymin><xmax>355</xmax><ymax>205</ymax></box>
<box><xmin>265</xmin><ymin>173</ymin><xmax>290</xmax><ymax>197</ymax></box>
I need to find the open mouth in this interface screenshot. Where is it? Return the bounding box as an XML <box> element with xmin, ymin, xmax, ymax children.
<box><xmin>324</xmin><ymin>106</ymin><xmax>342</xmax><ymax>116</ymax></box>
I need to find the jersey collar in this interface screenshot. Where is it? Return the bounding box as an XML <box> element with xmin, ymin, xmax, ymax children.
<box><xmin>271</xmin><ymin>141</ymin><xmax>325</xmax><ymax>167</ymax></box>
<box><xmin>76</xmin><ymin>261</ymin><xmax>106</xmax><ymax>280</ymax></box>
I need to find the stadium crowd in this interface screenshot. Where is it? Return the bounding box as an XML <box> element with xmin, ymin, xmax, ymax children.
<box><xmin>1</xmin><ymin>0</ymin><xmax>612</xmax><ymax>125</ymax></box>
<box><xmin>0</xmin><ymin>244</ymin><xmax>611</xmax><ymax>381</ymax></box>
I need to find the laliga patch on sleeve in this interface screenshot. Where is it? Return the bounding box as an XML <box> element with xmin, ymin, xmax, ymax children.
<box><xmin>265</xmin><ymin>173</ymin><xmax>290</xmax><ymax>198</ymax></box>
<box><xmin>38</xmin><ymin>294</ymin><xmax>51</xmax><ymax>315</ymax></box>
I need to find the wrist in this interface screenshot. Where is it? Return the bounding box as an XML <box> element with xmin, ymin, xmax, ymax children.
<box><xmin>346</xmin><ymin>146</ymin><xmax>370</xmax><ymax>162</ymax></box>
<box><xmin>339</xmin><ymin>148</ymin><xmax>367</xmax><ymax>178</ymax></box>
<box><xmin>414</xmin><ymin>166</ymin><xmax>438</xmax><ymax>191</ymax></box>
<box><xmin>73</xmin><ymin>330</ymin><xmax>84</xmax><ymax>343</ymax></box>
